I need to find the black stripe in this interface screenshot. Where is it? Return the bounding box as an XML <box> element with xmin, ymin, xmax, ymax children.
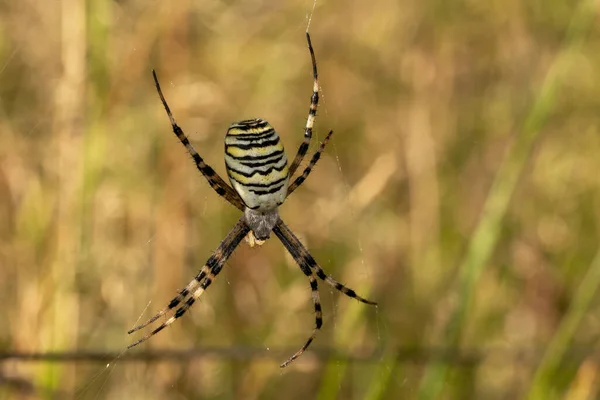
<box><xmin>229</xmin><ymin>174</ymin><xmax>288</xmax><ymax>189</ymax></box>
<box><xmin>248</xmin><ymin>183</ymin><xmax>286</xmax><ymax>195</ymax></box>
<box><xmin>179</xmin><ymin>134</ymin><xmax>191</xmax><ymax>145</ymax></box>
<box><xmin>226</xmin><ymin>148</ymin><xmax>284</xmax><ymax>161</ymax></box>
<box><xmin>227</xmin><ymin>161</ymin><xmax>287</xmax><ymax>178</ymax></box>
<box><xmin>195</xmin><ymin>271</ymin><xmax>207</xmax><ymax>282</ymax></box>
<box><xmin>304</xmin><ymin>337</ymin><xmax>314</xmax><ymax>348</ymax></box>
<box><xmin>315</xmin><ymin>268</ymin><xmax>326</xmax><ymax>280</ymax></box>
<box><xmin>237</xmin><ymin>154</ymin><xmax>286</xmax><ymax>168</ymax></box>
<box><xmin>226</xmin><ymin>129</ymin><xmax>275</xmax><ymax>141</ymax></box>
<box><xmin>151</xmin><ymin>323</ymin><xmax>168</xmax><ymax>335</ymax></box>
<box><xmin>226</xmin><ymin>137</ymin><xmax>281</xmax><ymax>151</ymax></box>
<box><xmin>174</xmin><ymin>297</ymin><xmax>196</xmax><ymax>318</ymax></box>
<box><xmin>294</xmin><ymin>142</ymin><xmax>309</xmax><ymax>159</ymax></box>
<box><xmin>225</xmin><ymin>135</ymin><xmax>280</xmax><ymax>148</ymax></box>
<box><xmin>207</xmin><ymin>255</ymin><xmax>218</xmax><ymax>268</ymax></box>
<box><xmin>230</xmin><ymin>119</ymin><xmax>268</xmax><ymax>130</ymax></box>
<box><xmin>201</xmin><ymin>164</ymin><xmax>216</xmax><ymax>177</ymax></box>
<box><xmin>200</xmin><ymin>277</ymin><xmax>213</xmax><ymax>290</ymax></box>
<box><xmin>168</xmin><ymin>289</ymin><xmax>187</xmax><ymax>309</ymax></box>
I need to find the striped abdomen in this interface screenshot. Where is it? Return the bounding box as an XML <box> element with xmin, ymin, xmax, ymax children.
<box><xmin>224</xmin><ymin>119</ymin><xmax>289</xmax><ymax>210</ymax></box>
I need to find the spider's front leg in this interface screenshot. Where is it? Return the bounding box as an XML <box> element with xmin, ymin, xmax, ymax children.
<box><xmin>152</xmin><ymin>70</ymin><xmax>245</xmax><ymax>211</ymax></box>
<box><xmin>287</xmin><ymin>129</ymin><xmax>333</xmax><ymax>197</ymax></box>
<box><xmin>288</xmin><ymin>32</ymin><xmax>321</xmax><ymax>177</ymax></box>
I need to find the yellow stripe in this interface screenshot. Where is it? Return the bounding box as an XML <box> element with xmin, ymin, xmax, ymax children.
<box><xmin>228</xmin><ymin>168</ymin><xmax>288</xmax><ymax>186</ymax></box>
<box><xmin>225</xmin><ymin>143</ymin><xmax>284</xmax><ymax>158</ymax></box>
<box><xmin>227</xmin><ymin>126</ymin><xmax>272</xmax><ymax>135</ymax></box>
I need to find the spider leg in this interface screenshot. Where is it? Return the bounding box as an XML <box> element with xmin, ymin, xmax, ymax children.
<box><xmin>273</xmin><ymin>220</ymin><xmax>377</xmax><ymax>305</ymax></box>
<box><xmin>286</xmin><ymin>130</ymin><xmax>333</xmax><ymax>197</ymax></box>
<box><xmin>288</xmin><ymin>32</ymin><xmax>320</xmax><ymax>177</ymax></box>
<box><xmin>127</xmin><ymin>217</ymin><xmax>250</xmax><ymax>347</ymax></box>
<box><xmin>127</xmin><ymin>266</ymin><xmax>208</xmax><ymax>334</ymax></box>
<box><xmin>152</xmin><ymin>70</ymin><xmax>245</xmax><ymax>211</ymax></box>
<box><xmin>280</xmin><ymin>269</ymin><xmax>323</xmax><ymax>368</ymax></box>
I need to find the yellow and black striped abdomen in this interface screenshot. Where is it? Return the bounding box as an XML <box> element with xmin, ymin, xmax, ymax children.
<box><xmin>224</xmin><ymin>119</ymin><xmax>289</xmax><ymax>210</ymax></box>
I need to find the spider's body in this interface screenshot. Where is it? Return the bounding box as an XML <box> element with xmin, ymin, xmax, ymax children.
<box><xmin>128</xmin><ymin>33</ymin><xmax>376</xmax><ymax>368</ymax></box>
<box><xmin>225</xmin><ymin>119</ymin><xmax>288</xmax><ymax>210</ymax></box>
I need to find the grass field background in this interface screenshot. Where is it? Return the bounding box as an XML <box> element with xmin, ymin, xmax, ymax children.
<box><xmin>1</xmin><ymin>0</ymin><xmax>599</xmax><ymax>398</ymax></box>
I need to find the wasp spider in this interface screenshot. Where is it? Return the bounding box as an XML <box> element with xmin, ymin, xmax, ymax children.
<box><xmin>128</xmin><ymin>33</ymin><xmax>377</xmax><ymax>368</ymax></box>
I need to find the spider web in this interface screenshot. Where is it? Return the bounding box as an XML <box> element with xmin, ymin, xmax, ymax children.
<box><xmin>66</xmin><ymin>3</ymin><xmax>397</xmax><ymax>399</ymax></box>
<box><xmin>324</xmin><ymin>112</ymin><xmax>400</xmax><ymax>399</ymax></box>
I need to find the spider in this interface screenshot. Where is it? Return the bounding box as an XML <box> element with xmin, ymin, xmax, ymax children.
<box><xmin>128</xmin><ymin>32</ymin><xmax>377</xmax><ymax>368</ymax></box>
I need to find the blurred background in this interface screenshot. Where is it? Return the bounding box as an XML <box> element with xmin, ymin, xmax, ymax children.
<box><xmin>1</xmin><ymin>0</ymin><xmax>599</xmax><ymax>398</ymax></box>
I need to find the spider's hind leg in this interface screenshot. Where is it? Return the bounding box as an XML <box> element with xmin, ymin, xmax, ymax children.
<box><xmin>127</xmin><ymin>266</ymin><xmax>209</xmax><ymax>334</ymax></box>
<box><xmin>273</xmin><ymin>219</ymin><xmax>377</xmax><ymax>302</ymax></box>
<box><xmin>312</xmin><ymin>265</ymin><xmax>377</xmax><ymax>305</ymax></box>
<box><xmin>280</xmin><ymin>270</ymin><xmax>323</xmax><ymax>368</ymax></box>
<box><xmin>127</xmin><ymin>217</ymin><xmax>251</xmax><ymax>348</ymax></box>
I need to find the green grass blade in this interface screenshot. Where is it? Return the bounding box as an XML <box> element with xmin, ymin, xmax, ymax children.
<box><xmin>417</xmin><ymin>0</ymin><xmax>597</xmax><ymax>397</ymax></box>
<box><xmin>527</xmin><ymin>248</ymin><xmax>600</xmax><ymax>399</ymax></box>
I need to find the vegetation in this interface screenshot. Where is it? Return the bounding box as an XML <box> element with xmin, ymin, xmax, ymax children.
<box><xmin>0</xmin><ymin>0</ymin><xmax>598</xmax><ymax>398</ymax></box>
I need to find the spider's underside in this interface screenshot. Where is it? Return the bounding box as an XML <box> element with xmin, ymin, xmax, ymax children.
<box><xmin>128</xmin><ymin>33</ymin><xmax>377</xmax><ymax>368</ymax></box>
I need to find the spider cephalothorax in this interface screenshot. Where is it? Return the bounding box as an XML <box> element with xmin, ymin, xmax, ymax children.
<box><xmin>128</xmin><ymin>33</ymin><xmax>376</xmax><ymax>368</ymax></box>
